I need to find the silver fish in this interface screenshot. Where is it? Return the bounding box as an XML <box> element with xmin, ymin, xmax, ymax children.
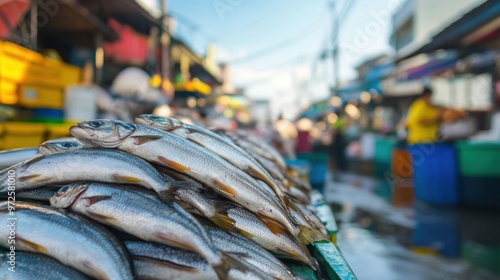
<box><xmin>125</xmin><ymin>240</ymin><xmax>272</xmax><ymax>280</ymax></box>
<box><xmin>135</xmin><ymin>114</ymin><xmax>289</xmax><ymax>209</ymax></box>
<box><xmin>174</xmin><ymin>188</ymin><xmax>316</xmax><ymax>269</ymax></box>
<box><xmin>50</xmin><ymin>183</ymin><xmax>247</xmax><ymax>280</ymax></box>
<box><xmin>38</xmin><ymin>138</ymin><xmax>84</xmax><ymax>155</ymax></box>
<box><xmin>0</xmin><ymin>201</ymin><xmax>133</xmax><ymax>279</ymax></box>
<box><xmin>0</xmin><ymin>148</ymin><xmax>39</xmax><ymax>170</ymax></box>
<box><xmin>0</xmin><ymin>251</ymin><xmax>89</xmax><ymax>280</ymax></box>
<box><xmin>70</xmin><ymin>120</ymin><xmax>323</xmax><ymax>245</ymax></box>
<box><xmin>16</xmin><ymin>187</ymin><xmax>60</xmax><ymax>202</ymax></box>
<box><xmin>234</xmin><ymin>130</ymin><xmax>287</xmax><ymax>170</ymax></box>
<box><xmin>0</xmin><ymin>148</ymin><xmax>178</xmax><ymax>200</ymax></box>
<box><xmin>206</xmin><ymin>227</ymin><xmax>296</xmax><ymax>280</ymax></box>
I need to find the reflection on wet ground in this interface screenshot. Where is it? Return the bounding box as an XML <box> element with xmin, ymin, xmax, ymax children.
<box><xmin>324</xmin><ymin>173</ymin><xmax>500</xmax><ymax>280</ymax></box>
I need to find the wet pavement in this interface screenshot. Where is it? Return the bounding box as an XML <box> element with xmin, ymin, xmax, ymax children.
<box><xmin>324</xmin><ymin>173</ymin><xmax>500</xmax><ymax>280</ymax></box>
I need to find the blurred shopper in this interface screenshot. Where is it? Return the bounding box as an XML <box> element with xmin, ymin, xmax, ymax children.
<box><xmin>275</xmin><ymin>114</ymin><xmax>298</xmax><ymax>159</ymax></box>
<box><xmin>330</xmin><ymin>111</ymin><xmax>348</xmax><ymax>174</ymax></box>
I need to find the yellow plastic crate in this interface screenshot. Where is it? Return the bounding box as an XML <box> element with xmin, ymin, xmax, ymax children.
<box><xmin>46</xmin><ymin>123</ymin><xmax>74</xmax><ymax>140</ymax></box>
<box><xmin>2</xmin><ymin>122</ymin><xmax>46</xmax><ymax>149</ymax></box>
<box><xmin>19</xmin><ymin>84</ymin><xmax>64</xmax><ymax>109</ymax></box>
<box><xmin>0</xmin><ymin>41</ymin><xmax>82</xmax><ymax>107</ymax></box>
<box><xmin>0</xmin><ymin>79</ymin><xmax>18</xmax><ymax>105</ymax></box>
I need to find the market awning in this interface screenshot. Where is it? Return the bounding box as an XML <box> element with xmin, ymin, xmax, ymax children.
<box><xmin>0</xmin><ymin>0</ymin><xmax>30</xmax><ymax>38</ymax></box>
<box><xmin>38</xmin><ymin>0</ymin><xmax>118</xmax><ymax>47</ymax></box>
<box><xmin>401</xmin><ymin>0</ymin><xmax>500</xmax><ymax>60</ymax></box>
<box><xmin>404</xmin><ymin>54</ymin><xmax>459</xmax><ymax>80</ymax></box>
<box><xmin>78</xmin><ymin>0</ymin><xmax>163</xmax><ymax>35</ymax></box>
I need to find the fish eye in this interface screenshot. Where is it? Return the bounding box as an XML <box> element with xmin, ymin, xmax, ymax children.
<box><xmin>62</xmin><ymin>142</ymin><xmax>74</xmax><ymax>148</ymax></box>
<box><xmin>89</xmin><ymin>121</ymin><xmax>102</xmax><ymax>128</ymax></box>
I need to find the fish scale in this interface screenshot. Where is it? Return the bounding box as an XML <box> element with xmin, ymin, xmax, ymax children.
<box><xmin>0</xmin><ymin>251</ymin><xmax>89</xmax><ymax>280</ymax></box>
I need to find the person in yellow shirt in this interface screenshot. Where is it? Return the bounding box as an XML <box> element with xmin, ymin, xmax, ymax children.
<box><xmin>407</xmin><ymin>87</ymin><xmax>445</xmax><ymax>145</ymax></box>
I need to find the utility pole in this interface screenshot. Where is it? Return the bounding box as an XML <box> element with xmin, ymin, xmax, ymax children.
<box><xmin>330</xmin><ymin>0</ymin><xmax>340</xmax><ymax>97</ymax></box>
<box><xmin>160</xmin><ymin>0</ymin><xmax>170</xmax><ymax>81</ymax></box>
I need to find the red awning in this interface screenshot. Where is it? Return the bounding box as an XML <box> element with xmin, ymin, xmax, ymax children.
<box><xmin>0</xmin><ymin>0</ymin><xmax>30</xmax><ymax>38</ymax></box>
<box><xmin>103</xmin><ymin>18</ymin><xmax>149</xmax><ymax>65</ymax></box>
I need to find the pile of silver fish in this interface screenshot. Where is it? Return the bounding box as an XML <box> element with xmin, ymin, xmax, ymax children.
<box><xmin>0</xmin><ymin>115</ymin><xmax>329</xmax><ymax>280</ymax></box>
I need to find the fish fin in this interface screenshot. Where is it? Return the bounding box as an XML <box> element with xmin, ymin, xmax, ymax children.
<box><xmin>171</xmin><ymin>181</ymin><xmax>203</xmax><ymax>192</ymax></box>
<box><xmin>297</xmin><ymin>225</ymin><xmax>328</xmax><ymax>245</ymax></box>
<box><xmin>211</xmin><ymin>178</ymin><xmax>237</xmax><ymax>196</ymax></box>
<box><xmin>237</xmin><ymin>229</ymin><xmax>255</xmax><ymax>238</ymax></box>
<box><xmin>154</xmin><ymin>231</ymin><xmax>197</xmax><ymax>252</ymax></box>
<box><xmin>17</xmin><ymin>174</ymin><xmax>41</xmax><ymax>182</ymax></box>
<box><xmin>134</xmin><ymin>256</ymin><xmax>198</xmax><ymax>272</ymax></box>
<box><xmin>186</xmin><ymin>136</ymin><xmax>206</xmax><ymax>147</ymax></box>
<box><xmin>157</xmin><ymin>156</ymin><xmax>190</xmax><ymax>172</ymax></box>
<box><xmin>82</xmin><ymin>260</ymin><xmax>108</xmax><ymax>280</ymax></box>
<box><xmin>81</xmin><ymin>195</ymin><xmax>112</xmax><ymax>207</ymax></box>
<box><xmin>112</xmin><ymin>174</ymin><xmax>141</xmax><ymax>183</ymax></box>
<box><xmin>17</xmin><ymin>236</ymin><xmax>48</xmax><ymax>253</ymax></box>
<box><xmin>258</xmin><ymin>215</ymin><xmax>288</xmax><ymax>235</ymax></box>
<box><xmin>212</xmin><ymin>203</ymin><xmax>237</xmax><ymax>231</ymax></box>
<box><xmin>213</xmin><ymin>252</ymin><xmax>252</xmax><ymax>280</ymax></box>
<box><xmin>86</xmin><ymin>210</ymin><xmax>117</xmax><ymax>222</ymax></box>
<box><xmin>131</xmin><ymin>135</ymin><xmax>162</xmax><ymax>145</ymax></box>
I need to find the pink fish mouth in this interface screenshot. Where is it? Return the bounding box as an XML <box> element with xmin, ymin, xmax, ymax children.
<box><xmin>134</xmin><ymin>117</ymin><xmax>153</xmax><ymax>126</ymax></box>
<box><xmin>70</xmin><ymin>125</ymin><xmax>94</xmax><ymax>138</ymax></box>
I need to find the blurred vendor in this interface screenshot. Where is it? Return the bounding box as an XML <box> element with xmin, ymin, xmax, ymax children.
<box><xmin>407</xmin><ymin>87</ymin><xmax>466</xmax><ymax>144</ymax></box>
<box><xmin>407</xmin><ymin>87</ymin><xmax>444</xmax><ymax>144</ymax></box>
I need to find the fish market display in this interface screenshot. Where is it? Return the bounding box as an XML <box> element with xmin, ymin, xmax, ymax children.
<box><xmin>0</xmin><ymin>116</ymin><xmax>332</xmax><ymax>279</ymax></box>
<box><xmin>70</xmin><ymin>120</ymin><xmax>325</xmax><ymax>245</ymax></box>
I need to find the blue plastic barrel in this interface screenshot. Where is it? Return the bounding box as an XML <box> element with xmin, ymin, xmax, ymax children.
<box><xmin>408</xmin><ymin>144</ymin><xmax>459</xmax><ymax>206</ymax></box>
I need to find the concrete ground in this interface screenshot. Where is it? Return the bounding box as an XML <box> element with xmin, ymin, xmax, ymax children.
<box><xmin>324</xmin><ymin>172</ymin><xmax>500</xmax><ymax>280</ymax></box>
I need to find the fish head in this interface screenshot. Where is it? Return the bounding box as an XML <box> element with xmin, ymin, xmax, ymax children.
<box><xmin>38</xmin><ymin>140</ymin><xmax>82</xmax><ymax>155</ymax></box>
<box><xmin>49</xmin><ymin>183</ymin><xmax>89</xmax><ymax>208</ymax></box>
<box><xmin>135</xmin><ymin>114</ymin><xmax>183</xmax><ymax>131</ymax></box>
<box><xmin>70</xmin><ymin>119</ymin><xmax>136</xmax><ymax>148</ymax></box>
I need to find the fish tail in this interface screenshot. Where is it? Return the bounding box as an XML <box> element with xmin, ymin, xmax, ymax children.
<box><xmin>159</xmin><ymin>180</ymin><xmax>203</xmax><ymax>203</ymax></box>
<box><xmin>212</xmin><ymin>252</ymin><xmax>251</xmax><ymax>280</ymax></box>
<box><xmin>212</xmin><ymin>202</ymin><xmax>237</xmax><ymax>231</ymax></box>
<box><xmin>297</xmin><ymin>225</ymin><xmax>329</xmax><ymax>245</ymax></box>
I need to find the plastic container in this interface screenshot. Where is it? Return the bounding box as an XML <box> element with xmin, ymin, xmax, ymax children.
<box><xmin>46</xmin><ymin>123</ymin><xmax>74</xmax><ymax>140</ymax></box>
<box><xmin>461</xmin><ymin>177</ymin><xmax>500</xmax><ymax>209</ymax></box>
<box><xmin>374</xmin><ymin>136</ymin><xmax>397</xmax><ymax>177</ymax></box>
<box><xmin>297</xmin><ymin>153</ymin><xmax>329</xmax><ymax>191</ymax></box>
<box><xmin>19</xmin><ymin>84</ymin><xmax>64</xmax><ymax>109</ymax></box>
<box><xmin>33</xmin><ymin>108</ymin><xmax>64</xmax><ymax>123</ymax></box>
<box><xmin>409</xmin><ymin>144</ymin><xmax>460</xmax><ymax>206</ymax></box>
<box><xmin>391</xmin><ymin>148</ymin><xmax>413</xmax><ymax>179</ymax></box>
<box><xmin>2</xmin><ymin>122</ymin><xmax>46</xmax><ymax>149</ymax></box>
<box><xmin>456</xmin><ymin>142</ymin><xmax>500</xmax><ymax>177</ymax></box>
<box><xmin>64</xmin><ymin>85</ymin><xmax>97</xmax><ymax>122</ymax></box>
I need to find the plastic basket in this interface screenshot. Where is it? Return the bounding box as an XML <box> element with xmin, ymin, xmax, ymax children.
<box><xmin>456</xmin><ymin>142</ymin><xmax>500</xmax><ymax>177</ymax></box>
